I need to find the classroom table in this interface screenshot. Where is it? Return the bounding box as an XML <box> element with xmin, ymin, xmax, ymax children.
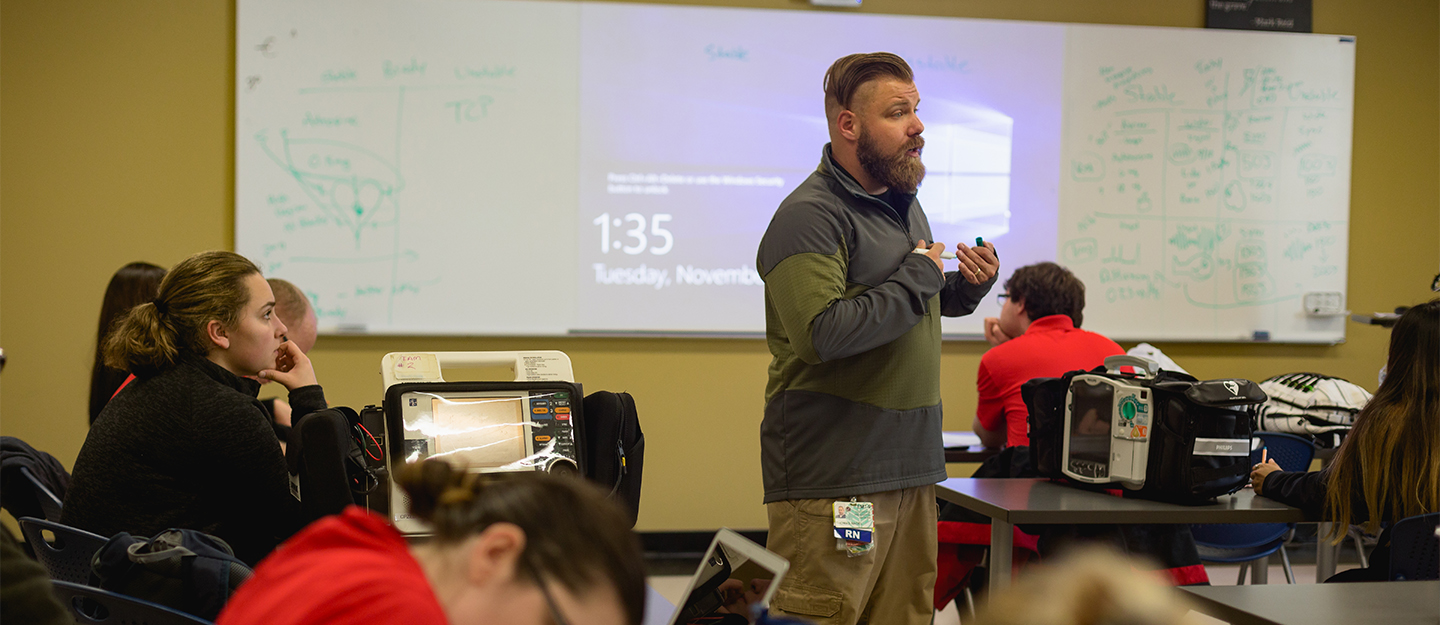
<box><xmin>1180</xmin><ymin>580</ymin><xmax>1439</xmax><ymax>625</ymax></box>
<box><xmin>935</xmin><ymin>478</ymin><xmax>1306</xmax><ymax>592</ymax></box>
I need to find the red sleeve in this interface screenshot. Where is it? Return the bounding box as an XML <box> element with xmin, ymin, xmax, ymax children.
<box><xmin>975</xmin><ymin>358</ymin><xmax>1006</xmax><ymax>433</ymax></box>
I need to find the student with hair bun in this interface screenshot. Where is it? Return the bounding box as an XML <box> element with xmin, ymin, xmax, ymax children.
<box><xmin>63</xmin><ymin>250</ymin><xmax>326</xmax><ymax>565</ymax></box>
<box><xmin>216</xmin><ymin>460</ymin><xmax>647</xmax><ymax>625</ymax></box>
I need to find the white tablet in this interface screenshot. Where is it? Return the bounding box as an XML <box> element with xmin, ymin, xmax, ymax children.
<box><xmin>668</xmin><ymin>529</ymin><xmax>790</xmax><ymax>625</ymax></box>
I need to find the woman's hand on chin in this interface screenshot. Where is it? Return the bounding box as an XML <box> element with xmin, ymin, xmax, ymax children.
<box><xmin>259</xmin><ymin>340</ymin><xmax>319</xmax><ymax>390</ymax></box>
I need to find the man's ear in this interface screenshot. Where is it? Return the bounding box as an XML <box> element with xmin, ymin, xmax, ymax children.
<box><xmin>836</xmin><ymin>109</ymin><xmax>860</xmax><ymax>142</ymax></box>
<box><xmin>205</xmin><ymin>320</ymin><xmax>230</xmax><ymax>350</ymax></box>
<box><xmin>467</xmin><ymin>523</ymin><xmax>527</xmax><ymax>587</ymax></box>
<box><xmin>1013</xmin><ymin>298</ymin><xmax>1030</xmax><ymax>322</ymax></box>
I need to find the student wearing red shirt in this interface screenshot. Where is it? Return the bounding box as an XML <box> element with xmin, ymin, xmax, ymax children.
<box><xmin>973</xmin><ymin>262</ymin><xmax>1123</xmax><ymax>448</ymax></box>
<box><xmin>216</xmin><ymin>461</ymin><xmax>646</xmax><ymax>625</ymax></box>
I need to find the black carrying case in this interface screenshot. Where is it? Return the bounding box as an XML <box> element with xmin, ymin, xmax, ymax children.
<box><xmin>1024</xmin><ymin>356</ymin><xmax>1267</xmax><ymax>505</ymax></box>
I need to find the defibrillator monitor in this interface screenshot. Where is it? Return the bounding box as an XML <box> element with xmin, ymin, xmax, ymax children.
<box><xmin>1062</xmin><ymin>375</ymin><xmax>1152</xmax><ymax>489</ymax></box>
<box><xmin>384</xmin><ymin>381</ymin><xmax>585</xmax><ymax>476</ymax></box>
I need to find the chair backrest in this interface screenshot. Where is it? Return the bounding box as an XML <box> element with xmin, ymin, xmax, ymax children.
<box><xmin>1191</xmin><ymin>521</ymin><xmax>1291</xmax><ymax>551</ymax></box>
<box><xmin>50</xmin><ymin>579</ymin><xmax>212</xmax><ymax>625</ymax></box>
<box><xmin>1388</xmin><ymin>512</ymin><xmax>1440</xmax><ymax>581</ymax></box>
<box><xmin>18</xmin><ymin>516</ymin><xmax>110</xmax><ymax>584</ymax></box>
<box><xmin>1254</xmin><ymin>432</ymin><xmax>1316</xmax><ymax>472</ymax></box>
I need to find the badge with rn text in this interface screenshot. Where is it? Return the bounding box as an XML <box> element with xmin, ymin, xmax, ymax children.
<box><xmin>833</xmin><ymin>500</ymin><xmax>874</xmax><ymax>556</ymax></box>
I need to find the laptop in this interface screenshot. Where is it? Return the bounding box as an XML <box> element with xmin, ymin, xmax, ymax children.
<box><xmin>645</xmin><ymin>528</ymin><xmax>791</xmax><ymax>625</ymax></box>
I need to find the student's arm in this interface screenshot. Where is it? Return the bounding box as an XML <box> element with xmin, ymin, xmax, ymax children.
<box><xmin>1257</xmin><ymin>467</ymin><xmax>1329</xmax><ymax>518</ymax></box>
<box><xmin>973</xmin><ymin>360</ymin><xmax>1008</xmax><ymax>448</ymax></box>
<box><xmin>759</xmin><ymin>203</ymin><xmax>945</xmax><ymax>363</ymax></box>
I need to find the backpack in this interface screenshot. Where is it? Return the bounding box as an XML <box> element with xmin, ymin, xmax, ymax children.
<box><xmin>1024</xmin><ymin>355</ymin><xmax>1266</xmax><ymax>505</ymax></box>
<box><xmin>581</xmin><ymin>391</ymin><xmax>645</xmax><ymax>527</ymax></box>
<box><xmin>90</xmin><ymin>528</ymin><xmax>253</xmax><ymax>621</ymax></box>
<box><xmin>1256</xmin><ymin>373</ymin><xmax>1371</xmax><ymax>448</ymax></box>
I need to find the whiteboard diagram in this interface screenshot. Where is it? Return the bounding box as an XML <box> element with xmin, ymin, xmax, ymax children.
<box><xmin>1059</xmin><ymin>26</ymin><xmax>1354</xmax><ymax>342</ymax></box>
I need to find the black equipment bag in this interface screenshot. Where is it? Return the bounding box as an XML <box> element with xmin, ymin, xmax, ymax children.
<box><xmin>1024</xmin><ymin>356</ymin><xmax>1266</xmax><ymax>505</ymax></box>
<box><xmin>581</xmin><ymin>391</ymin><xmax>645</xmax><ymax>527</ymax></box>
<box><xmin>287</xmin><ymin>407</ymin><xmax>380</xmax><ymax>526</ymax></box>
<box><xmin>91</xmin><ymin>528</ymin><xmax>253</xmax><ymax>621</ymax></box>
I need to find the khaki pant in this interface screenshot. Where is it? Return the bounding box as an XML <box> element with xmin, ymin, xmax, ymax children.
<box><xmin>765</xmin><ymin>485</ymin><xmax>937</xmax><ymax>625</ymax></box>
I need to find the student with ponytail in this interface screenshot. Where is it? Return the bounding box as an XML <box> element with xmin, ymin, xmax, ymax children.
<box><xmin>63</xmin><ymin>251</ymin><xmax>327</xmax><ymax>565</ymax></box>
<box><xmin>216</xmin><ymin>460</ymin><xmax>647</xmax><ymax>625</ymax></box>
<box><xmin>1252</xmin><ymin>298</ymin><xmax>1440</xmax><ymax>581</ymax></box>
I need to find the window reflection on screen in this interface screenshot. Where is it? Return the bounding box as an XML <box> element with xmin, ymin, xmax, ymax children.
<box><xmin>431</xmin><ymin>397</ymin><xmax>526</xmax><ymax>467</ymax></box>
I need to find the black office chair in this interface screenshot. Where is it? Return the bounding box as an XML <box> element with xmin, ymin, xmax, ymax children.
<box><xmin>21</xmin><ymin>466</ymin><xmax>66</xmax><ymax>521</ymax></box>
<box><xmin>0</xmin><ymin>436</ymin><xmax>71</xmax><ymax>522</ymax></box>
<box><xmin>18</xmin><ymin>516</ymin><xmax>110</xmax><ymax>584</ymax></box>
<box><xmin>51</xmin><ymin>579</ymin><xmax>212</xmax><ymax>625</ymax></box>
<box><xmin>1388</xmin><ymin>512</ymin><xmax>1440</xmax><ymax>581</ymax></box>
<box><xmin>1</xmin><ymin>465</ymin><xmax>67</xmax><ymax>523</ymax></box>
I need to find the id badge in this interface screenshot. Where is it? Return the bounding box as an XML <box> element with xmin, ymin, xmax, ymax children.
<box><xmin>833</xmin><ymin>500</ymin><xmax>874</xmax><ymax>557</ymax></box>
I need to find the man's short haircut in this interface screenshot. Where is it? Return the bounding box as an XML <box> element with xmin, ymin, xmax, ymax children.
<box><xmin>267</xmin><ymin>278</ymin><xmax>311</xmax><ymax>319</ymax></box>
<box><xmin>1004</xmin><ymin>262</ymin><xmax>1087</xmax><ymax>328</ymax></box>
<box><xmin>823</xmin><ymin>52</ymin><xmax>915</xmax><ymax>122</ymax></box>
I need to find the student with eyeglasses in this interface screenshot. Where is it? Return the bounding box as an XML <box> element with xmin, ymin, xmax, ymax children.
<box><xmin>216</xmin><ymin>459</ymin><xmax>647</xmax><ymax>625</ymax></box>
<box><xmin>973</xmin><ymin>262</ymin><xmax>1124</xmax><ymax>449</ymax></box>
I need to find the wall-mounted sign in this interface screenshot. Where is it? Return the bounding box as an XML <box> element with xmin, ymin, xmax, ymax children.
<box><xmin>1207</xmin><ymin>0</ymin><xmax>1312</xmax><ymax>33</ymax></box>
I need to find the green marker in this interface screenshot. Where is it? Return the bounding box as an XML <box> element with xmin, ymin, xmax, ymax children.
<box><xmin>975</xmin><ymin>236</ymin><xmax>985</xmax><ymax>247</ymax></box>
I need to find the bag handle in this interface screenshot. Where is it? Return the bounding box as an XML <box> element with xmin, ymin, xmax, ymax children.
<box><xmin>1104</xmin><ymin>355</ymin><xmax>1159</xmax><ymax>377</ymax></box>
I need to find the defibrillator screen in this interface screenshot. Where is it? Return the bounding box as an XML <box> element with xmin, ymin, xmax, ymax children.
<box><xmin>1068</xmin><ymin>381</ymin><xmax>1115</xmax><ymax>468</ymax></box>
<box><xmin>430</xmin><ymin>396</ymin><xmax>528</xmax><ymax>467</ymax></box>
<box><xmin>397</xmin><ymin>391</ymin><xmax>535</xmax><ymax>469</ymax></box>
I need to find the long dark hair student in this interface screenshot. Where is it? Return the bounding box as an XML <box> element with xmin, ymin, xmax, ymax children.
<box><xmin>1323</xmin><ymin>298</ymin><xmax>1440</xmax><ymax>538</ymax></box>
<box><xmin>216</xmin><ymin>461</ymin><xmax>647</xmax><ymax>625</ymax></box>
<box><xmin>1253</xmin><ymin>298</ymin><xmax>1439</xmax><ymax>581</ymax></box>
<box><xmin>88</xmin><ymin>261</ymin><xmax>166</xmax><ymax>424</ymax></box>
<box><xmin>64</xmin><ymin>250</ymin><xmax>327</xmax><ymax>565</ymax></box>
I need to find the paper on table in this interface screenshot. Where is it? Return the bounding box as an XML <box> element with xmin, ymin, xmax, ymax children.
<box><xmin>942</xmin><ymin>431</ymin><xmax>982</xmax><ymax>449</ymax></box>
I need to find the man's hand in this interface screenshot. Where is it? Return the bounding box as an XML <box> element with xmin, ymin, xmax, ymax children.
<box><xmin>1250</xmin><ymin>459</ymin><xmax>1282</xmax><ymax>495</ymax></box>
<box><xmin>956</xmin><ymin>241</ymin><xmax>999</xmax><ymax>285</ymax></box>
<box><xmin>916</xmin><ymin>240</ymin><xmax>946</xmax><ymax>273</ymax></box>
<box><xmin>983</xmin><ymin>317</ymin><xmax>1012</xmax><ymax>346</ymax></box>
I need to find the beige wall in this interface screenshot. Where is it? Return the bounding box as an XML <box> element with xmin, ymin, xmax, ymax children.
<box><xmin>2</xmin><ymin>0</ymin><xmax>1436</xmax><ymax>532</ymax></box>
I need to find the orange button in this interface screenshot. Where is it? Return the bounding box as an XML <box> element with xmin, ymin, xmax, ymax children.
<box><xmin>555</xmin><ymin>407</ymin><xmax>571</xmax><ymax>414</ymax></box>
<box><xmin>535</xmin><ymin>435</ymin><xmax>552</xmax><ymax>442</ymax></box>
<box><xmin>532</xmin><ymin>407</ymin><xmax>549</xmax><ymax>414</ymax></box>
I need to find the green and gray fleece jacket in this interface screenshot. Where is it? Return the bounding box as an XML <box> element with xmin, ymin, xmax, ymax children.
<box><xmin>756</xmin><ymin>145</ymin><xmax>996</xmax><ymax>503</ymax></box>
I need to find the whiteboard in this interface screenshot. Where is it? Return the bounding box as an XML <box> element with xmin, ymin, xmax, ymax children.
<box><xmin>1058</xmin><ymin>26</ymin><xmax>1354</xmax><ymax>343</ymax></box>
<box><xmin>237</xmin><ymin>1</ymin><xmax>1355</xmax><ymax>342</ymax></box>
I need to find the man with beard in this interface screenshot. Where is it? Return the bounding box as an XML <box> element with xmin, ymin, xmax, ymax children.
<box><xmin>755</xmin><ymin>53</ymin><xmax>999</xmax><ymax>624</ymax></box>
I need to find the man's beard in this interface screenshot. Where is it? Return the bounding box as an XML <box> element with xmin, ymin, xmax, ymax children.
<box><xmin>857</xmin><ymin>128</ymin><xmax>925</xmax><ymax>194</ymax></box>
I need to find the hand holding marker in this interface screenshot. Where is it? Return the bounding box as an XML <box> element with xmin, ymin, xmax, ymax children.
<box><xmin>917</xmin><ymin>237</ymin><xmax>986</xmax><ymax>260</ymax></box>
